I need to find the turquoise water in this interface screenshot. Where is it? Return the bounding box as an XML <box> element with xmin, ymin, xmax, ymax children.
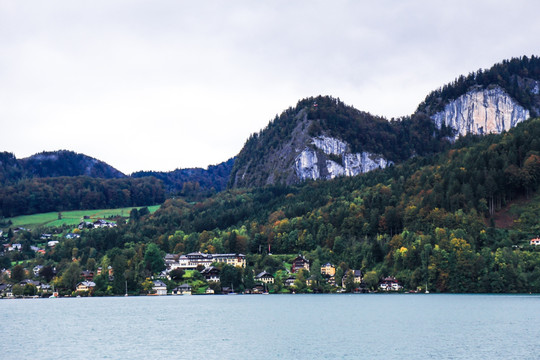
<box><xmin>2</xmin><ymin>294</ymin><xmax>540</xmax><ymax>359</ymax></box>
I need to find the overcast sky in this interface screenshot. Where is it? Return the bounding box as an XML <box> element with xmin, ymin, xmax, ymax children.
<box><xmin>1</xmin><ymin>1</ymin><xmax>540</xmax><ymax>174</ymax></box>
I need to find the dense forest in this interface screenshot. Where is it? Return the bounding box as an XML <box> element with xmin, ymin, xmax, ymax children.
<box><xmin>0</xmin><ymin>176</ymin><xmax>165</xmax><ymax>217</ymax></box>
<box><xmin>131</xmin><ymin>158</ymin><xmax>234</xmax><ymax>200</ymax></box>
<box><xmin>3</xmin><ymin>116</ymin><xmax>540</xmax><ymax>295</ymax></box>
<box><xmin>0</xmin><ymin>151</ymin><xmax>233</xmax><ymax>216</ymax></box>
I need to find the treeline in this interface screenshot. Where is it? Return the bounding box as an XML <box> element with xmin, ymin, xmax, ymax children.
<box><xmin>418</xmin><ymin>55</ymin><xmax>540</xmax><ymax>116</ymax></box>
<box><xmin>131</xmin><ymin>158</ymin><xmax>234</xmax><ymax>200</ymax></box>
<box><xmin>0</xmin><ymin>176</ymin><xmax>165</xmax><ymax>217</ymax></box>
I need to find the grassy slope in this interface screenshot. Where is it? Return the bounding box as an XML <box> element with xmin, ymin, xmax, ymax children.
<box><xmin>5</xmin><ymin>205</ymin><xmax>160</xmax><ymax>230</ymax></box>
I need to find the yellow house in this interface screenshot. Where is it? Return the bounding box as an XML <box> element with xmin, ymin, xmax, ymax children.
<box><xmin>76</xmin><ymin>281</ymin><xmax>96</xmax><ymax>292</ymax></box>
<box><xmin>211</xmin><ymin>253</ymin><xmax>246</xmax><ymax>268</ymax></box>
<box><xmin>321</xmin><ymin>263</ymin><xmax>336</xmax><ymax>277</ymax></box>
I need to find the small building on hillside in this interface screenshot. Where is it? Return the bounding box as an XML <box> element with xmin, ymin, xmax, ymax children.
<box><xmin>200</xmin><ymin>266</ymin><xmax>220</xmax><ymax>282</ymax></box>
<box><xmin>33</xmin><ymin>265</ymin><xmax>44</xmax><ymax>277</ymax></box>
<box><xmin>78</xmin><ymin>221</ymin><xmax>94</xmax><ymax>230</ymax></box>
<box><xmin>530</xmin><ymin>238</ymin><xmax>540</xmax><ymax>246</ymax></box>
<box><xmin>76</xmin><ymin>281</ymin><xmax>96</xmax><ymax>292</ymax></box>
<box><xmin>48</xmin><ymin>240</ymin><xmax>59</xmax><ymax>247</ymax></box>
<box><xmin>291</xmin><ymin>255</ymin><xmax>310</xmax><ymax>273</ymax></box>
<box><xmin>164</xmin><ymin>253</ymin><xmax>179</xmax><ymax>269</ymax></box>
<box><xmin>255</xmin><ymin>271</ymin><xmax>275</xmax><ymax>284</ymax></box>
<box><xmin>284</xmin><ymin>276</ymin><xmax>296</xmax><ymax>287</ymax></box>
<box><xmin>321</xmin><ymin>263</ymin><xmax>336</xmax><ymax>277</ymax></box>
<box><xmin>81</xmin><ymin>270</ymin><xmax>94</xmax><ymax>281</ymax></box>
<box><xmin>352</xmin><ymin>270</ymin><xmax>362</xmax><ymax>283</ymax></box>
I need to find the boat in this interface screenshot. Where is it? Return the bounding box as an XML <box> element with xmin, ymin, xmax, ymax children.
<box><xmin>49</xmin><ymin>286</ymin><xmax>58</xmax><ymax>298</ymax></box>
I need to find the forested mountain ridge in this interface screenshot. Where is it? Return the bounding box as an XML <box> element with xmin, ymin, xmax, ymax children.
<box><xmin>229</xmin><ymin>96</ymin><xmax>451</xmax><ymax>188</ymax></box>
<box><xmin>229</xmin><ymin>56</ymin><xmax>540</xmax><ymax>189</ymax></box>
<box><xmin>131</xmin><ymin>158</ymin><xmax>235</xmax><ymax>200</ymax></box>
<box><xmin>0</xmin><ymin>150</ymin><xmax>126</xmax><ymax>185</ymax></box>
<box><xmin>3</xmin><ymin>56</ymin><xmax>540</xmax><ymax>215</ymax></box>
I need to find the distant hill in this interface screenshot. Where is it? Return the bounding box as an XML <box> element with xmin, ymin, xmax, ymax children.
<box><xmin>0</xmin><ymin>150</ymin><xmax>125</xmax><ymax>185</ymax></box>
<box><xmin>131</xmin><ymin>158</ymin><xmax>235</xmax><ymax>199</ymax></box>
<box><xmin>0</xmin><ymin>151</ymin><xmax>234</xmax><ymax>216</ymax></box>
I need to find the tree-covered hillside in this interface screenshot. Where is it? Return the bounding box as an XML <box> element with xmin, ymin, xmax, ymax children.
<box><xmin>5</xmin><ymin>117</ymin><xmax>540</xmax><ymax>295</ymax></box>
<box><xmin>131</xmin><ymin>158</ymin><xmax>234</xmax><ymax>200</ymax></box>
<box><xmin>0</xmin><ymin>150</ymin><xmax>126</xmax><ymax>185</ymax></box>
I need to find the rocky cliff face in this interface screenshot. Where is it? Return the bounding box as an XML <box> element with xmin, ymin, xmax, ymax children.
<box><xmin>229</xmin><ymin>108</ymin><xmax>392</xmax><ymax>188</ymax></box>
<box><xmin>431</xmin><ymin>86</ymin><xmax>530</xmax><ymax>138</ymax></box>
<box><xmin>295</xmin><ymin>136</ymin><xmax>391</xmax><ymax>181</ymax></box>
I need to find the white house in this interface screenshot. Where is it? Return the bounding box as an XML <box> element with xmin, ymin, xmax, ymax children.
<box><xmin>152</xmin><ymin>280</ymin><xmax>167</xmax><ymax>296</ymax></box>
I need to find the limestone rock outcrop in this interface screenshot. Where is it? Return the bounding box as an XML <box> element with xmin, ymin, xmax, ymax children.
<box><xmin>431</xmin><ymin>86</ymin><xmax>530</xmax><ymax>138</ymax></box>
<box><xmin>295</xmin><ymin>136</ymin><xmax>391</xmax><ymax>181</ymax></box>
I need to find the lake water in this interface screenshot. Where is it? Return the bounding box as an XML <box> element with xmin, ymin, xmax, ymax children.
<box><xmin>2</xmin><ymin>294</ymin><xmax>540</xmax><ymax>359</ymax></box>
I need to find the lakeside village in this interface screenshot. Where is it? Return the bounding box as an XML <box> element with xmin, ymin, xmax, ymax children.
<box><xmin>0</xmin><ymin>217</ymin><xmax>406</xmax><ymax>298</ymax></box>
<box><xmin>0</xmin><ymin>249</ymin><xmax>404</xmax><ymax>298</ymax></box>
<box><xmin>3</xmin><ymin>217</ymin><xmax>540</xmax><ymax>298</ymax></box>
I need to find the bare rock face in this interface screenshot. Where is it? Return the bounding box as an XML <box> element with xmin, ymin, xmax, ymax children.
<box><xmin>294</xmin><ymin>136</ymin><xmax>391</xmax><ymax>181</ymax></box>
<box><xmin>432</xmin><ymin>86</ymin><xmax>530</xmax><ymax>138</ymax></box>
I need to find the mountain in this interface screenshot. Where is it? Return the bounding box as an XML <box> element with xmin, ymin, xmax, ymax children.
<box><xmin>230</xmin><ymin>56</ymin><xmax>540</xmax><ymax>188</ymax></box>
<box><xmin>229</xmin><ymin>96</ymin><xmax>451</xmax><ymax>188</ymax></box>
<box><xmin>131</xmin><ymin>158</ymin><xmax>235</xmax><ymax>199</ymax></box>
<box><xmin>0</xmin><ymin>150</ymin><xmax>126</xmax><ymax>185</ymax></box>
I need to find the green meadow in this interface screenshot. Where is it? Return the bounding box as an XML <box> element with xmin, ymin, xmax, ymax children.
<box><xmin>5</xmin><ymin>205</ymin><xmax>160</xmax><ymax>230</ymax></box>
